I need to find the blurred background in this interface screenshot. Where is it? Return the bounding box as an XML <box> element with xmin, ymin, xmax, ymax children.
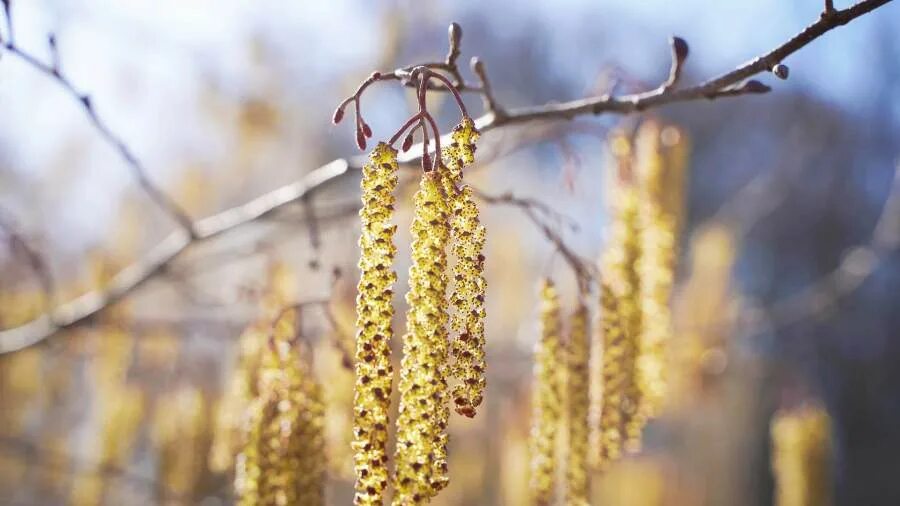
<box><xmin>1</xmin><ymin>0</ymin><xmax>899</xmax><ymax>505</ymax></box>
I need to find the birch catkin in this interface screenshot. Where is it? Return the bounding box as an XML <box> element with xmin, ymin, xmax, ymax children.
<box><xmin>393</xmin><ymin>171</ymin><xmax>452</xmax><ymax>504</ymax></box>
<box><xmin>566</xmin><ymin>301</ymin><xmax>591</xmax><ymax>505</ymax></box>
<box><xmin>771</xmin><ymin>406</ymin><xmax>833</xmax><ymax>506</ymax></box>
<box><xmin>589</xmin><ymin>280</ymin><xmax>628</xmax><ymax>469</ymax></box>
<box><xmin>604</xmin><ymin>132</ymin><xmax>645</xmax><ymax>452</ymax></box>
<box><xmin>634</xmin><ymin>121</ymin><xmax>673</xmax><ymax>423</ymax></box>
<box><xmin>529</xmin><ymin>279</ymin><xmax>563</xmax><ymax>506</ymax></box>
<box><xmin>236</xmin><ymin>309</ymin><xmax>326</xmax><ymax>506</ymax></box>
<box><xmin>442</xmin><ymin>118</ymin><xmax>487</xmax><ymax>418</ymax></box>
<box><xmin>353</xmin><ymin>143</ymin><xmax>399</xmax><ymax>505</ymax></box>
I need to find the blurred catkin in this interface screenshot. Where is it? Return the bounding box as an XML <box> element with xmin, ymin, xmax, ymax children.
<box><xmin>441</xmin><ymin>118</ymin><xmax>487</xmax><ymax>419</ymax></box>
<box><xmin>771</xmin><ymin>406</ymin><xmax>833</xmax><ymax>506</ymax></box>
<box><xmin>393</xmin><ymin>171</ymin><xmax>452</xmax><ymax>504</ymax></box>
<box><xmin>566</xmin><ymin>301</ymin><xmax>591</xmax><ymax>505</ymax></box>
<box><xmin>353</xmin><ymin>142</ymin><xmax>399</xmax><ymax>506</ymax></box>
<box><xmin>589</xmin><ymin>280</ymin><xmax>628</xmax><ymax>469</ymax></box>
<box><xmin>634</xmin><ymin>121</ymin><xmax>685</xmax><ymax>424</ymax></box>
<box><xmin>235</xmin><ymin>309</ymin><xmax>326</xmax><ymax>506</ymax></box>
<box><xmin>529</xmin><ymin>279</ymin><xmax>563</xmax><ymax>506</ymax></box>
<box><xmin>153</xmin><ymin>387</ymin><xmax>209</xmax><ymax>502</ymax></box>
<box><xmin>603</xmin><ymin>132</ymin><xmax>645</xmax><ymax>452</ymax></box>
<box><xmin>210</xmin><ymin>264</ymin><xmax>296</xmax><ymax>473</ymax></box>
<box><xmin>71</xmin><ymin>383</ymin><xmax>145</xmax><ymax>506</ymax></box>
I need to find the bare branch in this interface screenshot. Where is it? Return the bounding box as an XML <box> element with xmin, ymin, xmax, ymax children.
<box><xmin>0</xmin><ymin>17</ymin><xmax>196</xmax><ymax>236</ymax></box>
<box><xmin>470</xmin><ymin>57</ymin><xmax>505</xmax><ymax>120</ymax></box>
<box><xmin>473</xmin><ymin>188</ymin><xmax>594</xmax><ymax>290</ymax></box>
<box><xmin>0</xmin><ymin>160</ymin><xmax>348</xmax><ymax>353</ymax></box>
<box><xmin>0</xmin><ymin>0</ymin><xmax>892</xmax><ymax>353</ymax></box>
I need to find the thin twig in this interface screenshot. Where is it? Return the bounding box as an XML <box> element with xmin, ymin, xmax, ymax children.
<box><xmin>0</xmin><ymin>0</ymin><xmax>892</xmax><ymax>353</ymax></box>
<box><xmin>0</xmin><ymin>22</ymin><xmax>196</xmax><ymax>236</ymax></box>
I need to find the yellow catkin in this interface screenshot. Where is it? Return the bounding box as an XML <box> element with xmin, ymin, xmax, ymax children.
<box><xmin>235</xmin><ymin>309</ymin><xmax>326</xmax><ymax>506</ymax></box>
<box><xmin>210</xmin><ymin>265</ymin><xmax>295</xmax><ymax>473</ymax></box>
<box><xmin>393</xmin><ymin>171</ymin><xmax>452</xmax><ymax>504</ymax></box>
<box><xmin>603</xmin><ymin>132</ymin><xmax>645</xmax><ymax>452</ymax></box>
<box><xmin>566</xmin><ymin>301</ymin><xmax>591</xmax><ymax>505</ymax></box>
<box><xmin>589</xmin><ymin>280</ymin><xmax>628</xmax><ymax>469</ymax></box>
<box><xmin>72</xmin><ymin>384</ymin><xmax>145</xmax><ymax>506</ymax></box>
<box><xmin>441</xmin><ymin>118</ymin><xmax>487</xmax><ymax>418</ymax></box>
<box><xmin>634</xmin><ymin>121</ymin><xmax>678</xmax><ymax>424</ymax></box>
<box><xmin>771</xmin><ymin>406</ymin><xmax>833</xmax><ymax>506</ymax></box>
<box><xmin>529</xmin><ymin>279</ymin><xmax>563</xmax><ymax>506</ymax></box>
<box><xmin>153</xmin><ymin>387</ymin><xmax>208</xmax><ymax>501</ymax></box>
<box><xmin>353</xmin><ymin>142</ymin><xmax>399</xmax><ymax>506</ymax></box>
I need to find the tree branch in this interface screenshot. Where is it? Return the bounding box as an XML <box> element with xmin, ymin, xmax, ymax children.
<box><xmin>0</xmin><ymin>13</ymin><xmax>196</xmax><ymax>236</ymax></box>
<box><xmin>0</xmin><ymin>0</ymin><xmax>893</xmax><ymax>353</ymax></box>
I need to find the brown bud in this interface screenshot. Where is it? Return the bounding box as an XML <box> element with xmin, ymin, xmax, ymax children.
<box><xmin>671</xmin><ymin>36</ymin><xmax>689</xmax><ymax>61</ymax></box>
<box><xmin>421</xmin><ymin>152</ymin><xmax>432</xmax><ymax>171</ymax></box>
<box><xmin>362</xmin><ymin>122</ymin><xmax>373</xmax><ymax>138</ymax></box>
<box><xmin>332</xmin><ymin>105</ymin><xmax>345</xmax><ymax>124</ymax></box>
<box><xmin>356</xmin><ymin>129</ymin><xmax>367</xmax><ymax>150</ymax></box>
<box><xmin>402</xmin><ymin>133</ymin><xmax>414</xmax><ymax>152</ymax></box>
<box><xmin>448</xmin><ymin>22</ymin><xmax>462</xmax><ymax>49</ymax></box>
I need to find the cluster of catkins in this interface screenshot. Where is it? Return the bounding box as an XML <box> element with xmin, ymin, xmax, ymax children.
<box><xmin>353</xmin><ymin>118</ymin><xmax>486</xmax><ymax>505</ymax></box>
<box><xmin>527</xmin><ymin>120</ymin><xmax>689</xmax><ymax>505</ymax></box>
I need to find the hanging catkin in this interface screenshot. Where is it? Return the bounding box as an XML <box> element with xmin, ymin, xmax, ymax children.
<box><xmin>588</xmin><ymin>280</ymin><xmax>628</xmax><ymax>469</ymax></box>
<box><xmin>393</xmin><ymin>171</ymin><xmax>452</xmax><ymax>504</ymax></box>
<box><xmin>153</xmin><ymin>387</ymin><xmax>207</xmax><ymax>499</ymax></box>
<box><xmin>236</xmin><ymin>309</ymin><xmax>326</xmax><ymax>506</ymax></box>
<box><xmin>771</xmin><ymin>406</ymin><xmax>833</xmax><ymax>506</ymax></box>
<box><xmin>529</xmin><ymin>279</ymin><xmax>563</xmax><ymax>506</ymax></box>
<box><xmin>603</xmin><ymin>132</ymin><xmax>645</xmax><ymax>452</ymax></box>
<box><xmin>441</xmin><ymin>118</ymin><xmax>487</xmax><ymax>418</ymax></box>
<box><xmin>634</xmin><ymin>121</ymin><xmax>674</xmax><ymax>423</ymax></box>
<box><xmin>210</xmin><ymin>264</ymin><xmax>295</xmax><ymax>473</ymax></box>
<box><xmin>353</xmin><ymin>143</ymin><xmax>399</xmax><ymax>505</ymax></box>
<box><xmin>566</xmin><ymin>301</ymin><xmax>590</xmax><ymax>505</ymax></box>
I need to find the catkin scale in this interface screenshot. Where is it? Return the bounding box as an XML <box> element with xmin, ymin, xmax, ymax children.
<box><xmin>565</xmin><ymin>302</ymin><xmax>590</xmax><ymax>505</ymax></box>
<box><xmin>393</xmin><ymin>171</ymin><xmax>452</xmax><ymax>504</ymax></box>
<box><xmin>353</xmin><ymin>143</ymin><xmax>400</xmax><ymax>506</ymax></box>
<box><xmin>529</xmin><ymin>279</ymin><xmax>563</xmax><ymax>506</ymax></box>
<box><xmin>236</xmin><ymin>309</ymin><xmax>326</xmax><ymax>506</ymax></box>
<box><xmin>441</xmin><ymin>118</ymin><xmax>487</xmax><ymax>418</ymax></box>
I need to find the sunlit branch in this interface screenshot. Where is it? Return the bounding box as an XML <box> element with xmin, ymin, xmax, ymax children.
<box><xmin>0</xmin><ymin>0</ymin><xmax>893</xmax><ymax>353</ymax></box>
